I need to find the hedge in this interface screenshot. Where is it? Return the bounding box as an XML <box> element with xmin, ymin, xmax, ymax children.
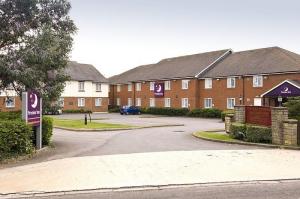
<box><xmin>0</xmin><ymin>120</ymin><xmax>33</xmax><ymax>160</ymax></box>
<box><xmin>146</xmin><ymin>107</ymin><xmax>189</xmax><ymax>116</ymax></box>
<box><xmin>0</xmin><ymin>111</ymin><xmax>21</xmax><ymax>120</ymax></box>
<box><xmin>187</xmin><ymin>108</ymin><xmax>222</xmax><ymax>118</ymax></box>
<box><xmin>221</xmin><ymin>110</ymin><xmax>235</xmax><ymax>121</ymax></box>
<box><xmin>245</xmin><ymin>125</ymin><xmax>272</xmax><ymax>143</ymax></box>
<box><xmin>62</xmin><ymin>109</ymin><xmax>92</xmax><ymax>114</ymax></box>
<box><xmin>229</xmin><ymin>122</ymin><xmax>246</xmax><ymax>140</ymax></box>
<box><xmin>108</xmin><ymin>105</ymin><xmax>120</xmax><ymax>113</ymax></box>
<box><xmin>42</xmin><ymin>116</ymin><xmax>53</xmax><ymax>146</ymax></box>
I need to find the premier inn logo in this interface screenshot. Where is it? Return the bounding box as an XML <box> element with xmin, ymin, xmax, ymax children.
<box><xmin>281</xmin><ymin>87</ymin><xmax>292</xmax><ymax>94</ymax></box>
<box><xmin>154</xmin><ymin>82</ymin><xmax>164</xmax><ymax>97</ymax></box>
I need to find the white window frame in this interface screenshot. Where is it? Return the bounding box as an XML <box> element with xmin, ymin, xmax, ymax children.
<box><xmin>78</xmin><ymin>81</ymin><xmax>85</xmax><ymax>91</ymax></box>
<box><xmin>136</xmin><ymin>83</ymin><xmax>141</xmax><ymax>91</ymax></box>
<box><xmin>204</xmin><ymin>98</ymin><xmax>213</xmax><ymax>108</ymax></box>
<box><xmin>5</xmin><ymin>97</ymin><xmax>15</xmax><ymax>108</ymax></box>
<box><xmin>227</xmin><ymin>77</ymin><xmax>236</xmax><ymax>88</ymax></box>
<box><xmin>150</xmin><ymin>82</ymin><xmax>155</xmax><ymax>91</ymax></box>
<box><xmin>116</xmin><ymin>98</ymin><xmax>120</xmax><ymax>106</ymax></box>
<box><xmin>149</xmin><ymin>98</ymin><xmax>155</xmax><ymax>107</ymax></box>
<box><xmin>227</xmin><ymin>98</ymin><xmax>235</xmax><ymax>109</ymax></box>
<box><xmin>182</xmin><ymin>80</ymin><xmax>189</xmax><ymax>90</ymax></box>
<box><xmin>181</xmin><ymin>98</ymin><xmax>189</xmax><ymax>108</ymax></box>
<box><xmin>164</xmin><ymin>81</ymin><xmax>171</xmax><ymax>90</ymax></box>
<box><xmin>128</xmin><ymin>98</ymin><xmax>132</xmax><ymax>106</ymax></box>
<box><xmin>253</xmin><ymin>75</ymin><xmax>263</xmax><ymax>87</ymax></box>
<box><xmin>96</xmin><ymin>83</ymin><xmax>102</xmax><ymax>92</ymax></box>
<box><xmin>78</xmin><ymin>98</ymin><xmax>85</xmax><ymax>107</ymax></box>
<box><xmin>95</xmin><ymin>98</ymin><xmax>102</xmax><ymax>107</ymax></box>
<box><xmin>205</xmin><ymin>78</ymin><xmax>212</xmax><ymax>89</ymax></box>
<box><xmin>117</xmin><ymin>85</ymin><xmax>121</xmax><ymax>92</ymax></box>
<box><xmin>128</xmin><ymin>83</ymin><xmax>132</xmax><ymax>91</ymax></box>
<box><xmin>136</xmin><ymin>98</ymin><xmax>141</xmax><ymax>106</ymax></box>
<box><xmin>164</xmin><ymin>98</ymin><xmax>171</xmax><ymax>108</ymax></box>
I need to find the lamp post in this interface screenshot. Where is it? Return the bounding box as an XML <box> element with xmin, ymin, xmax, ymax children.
<box><xmin>239</xmin><ymin>95</ymin><xmax>243</xmax><ymax>105</ymax></box>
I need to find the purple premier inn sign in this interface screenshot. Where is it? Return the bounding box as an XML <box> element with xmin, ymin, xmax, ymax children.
<box><xmin>263</xmin><ymin>81</ymin><xmax>300</xmax><ymax>97</ymax></box>
<box><xmin>154</xmin><ymin>82</ymin><xmax>164</xmax><ymax>97</ymax></box>
<box><xmin>27</xmin><ymin>91</ymin><xmax>41</xmax><ymax>126</ymax></box>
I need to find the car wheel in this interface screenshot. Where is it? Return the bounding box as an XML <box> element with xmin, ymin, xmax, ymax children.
<box><xmin>138</xmin><ymin>111</ymin><xmax>141</xmax><ymax>115</ymax></box>
<box><xmin>125</xmin><ymin>112</ymin><xmax>129</xmax><ymax>115</ymax></box>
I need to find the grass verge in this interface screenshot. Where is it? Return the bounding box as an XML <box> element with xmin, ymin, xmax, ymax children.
<box><xmin>193</xmin><ymin>131</ymin><xmax>236</xmax><ymax>142</ymax></box>
<box><xmin>53</xmin><ymin>118</ymin><xmax>134</xmax><ymax>130</ymax></box>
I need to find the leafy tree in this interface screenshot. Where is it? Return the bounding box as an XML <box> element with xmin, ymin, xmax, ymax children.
<box><xmin>0</xmin><ymin>0</ymin><xmax>77</xmax><ymax>109</ymax></box>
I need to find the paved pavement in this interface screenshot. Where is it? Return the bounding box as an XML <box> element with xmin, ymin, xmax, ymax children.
<box><xmin>1</xmin><ymin>149</ymin><xmax>300</xmax><ymax>195</ymax></box>
<box><xmin>1</xmin><ymin>113</ymin><xmax>257</xmax><ymax>169</ymax></box>
<box><xmin>25</xmin><ymin>180</ymin><xmax>300</xmax><ymax>199</ymax></box>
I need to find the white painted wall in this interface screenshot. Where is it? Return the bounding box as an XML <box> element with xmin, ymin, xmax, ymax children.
<box><xmin>0</xmin><ymin>89</ymin><xmax>18</xmax><ymax>97</ymax></box>
<box><xmin>61</xmin><ymin>80</ymin><xmax>109</xmax><ymax>98</ymax></box>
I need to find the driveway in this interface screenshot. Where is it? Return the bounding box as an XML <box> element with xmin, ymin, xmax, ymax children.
<box><xmin>1</xmin><ymin>113</ymin><xmax>259</xmax><ymax>169</ymax></box>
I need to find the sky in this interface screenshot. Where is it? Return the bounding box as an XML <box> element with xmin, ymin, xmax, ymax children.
<box><xmin>69</xmin><ymin>0</ymin><xmax>300</xmax><ymax>78</ymax></box>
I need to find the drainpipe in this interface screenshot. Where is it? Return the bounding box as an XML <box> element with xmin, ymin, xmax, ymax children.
<box><xmin>242</xmin><ymin>76</ymin><xmax>245</xmax><ymax>105</ymax></box>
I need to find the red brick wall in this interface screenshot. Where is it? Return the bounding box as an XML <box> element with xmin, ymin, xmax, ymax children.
<box><xmin>0</xmin><ymin>97</ymin><xmax>22</xmax><ymax>112</ymax></box>
<box><xmin>63</xmin><ymin>97</ymin><xmax>108</xmax><ymax>112</ymax></box>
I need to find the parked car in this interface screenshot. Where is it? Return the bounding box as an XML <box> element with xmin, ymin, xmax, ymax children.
<box><xmin>120</xmin><ymin>106</ymin><xmax>141</xmax><ymax>115</ymax></box>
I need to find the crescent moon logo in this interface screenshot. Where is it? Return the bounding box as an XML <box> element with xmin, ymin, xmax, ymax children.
<box><xmin>284</xmin><ymin>87</ymin><xmax>289</xmax><ymax>92</ymax></box>
<box><xmin>31</xmin><ymin>94</ymin><xmax>38</xmax><ymax>109</ymax></box>
<box><xmin>157</xmin><ymin>85</ymin><xmax>162</xmax><ymax>92</ymax></box>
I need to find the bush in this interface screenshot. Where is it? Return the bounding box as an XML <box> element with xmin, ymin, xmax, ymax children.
<box><xmin>187</xmin><ymin>108</ymin><xmax>222</xmax><ymax>118</ymax></box>
<box><xmin>108</xmin><ymin>105</ymin><xmax>120</xmax><ymax>113</ymax></box>
<box><xmin>284</xmin><ymin>97</ymin><xmax>300</xmax><ymax>120</ymax></box>
<box><xmin>146</xmin><ymin>107</ymin><xmax>189</xmax><ymax>116</ymax></box>
<box><xmin>0</xmin><ymin>111</ymin><xmax>21</xmax><ymax>120</ymax></box>
<box><xmin>245</xmin><ymin>125</ymin><xmax>271</xmax><ymax>143</ymax></box>
<box><xmin>230</xmin><ymin>122</ymin><xmax>246</xmax><ymax>140</ymax></box>
<box><xmin>63</xmin><ymin>109</ymin><xmax>92</xmax><ymax>114</ymax></box>
<box><xmin>0</xmin><ymin>120</ymin><xmax>33</xmax><ymax>160</ymax></box>
<box><xmin>221</xmin><ymin>110</ymin><xmax>235</xmax><ymax>121</ymax></box>
<box><xmin>42</xmin><ymin>116</ymin><xmax>53</xmax><ymax>146</ymax></box>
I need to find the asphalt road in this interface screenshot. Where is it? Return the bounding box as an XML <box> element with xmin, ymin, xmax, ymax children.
<box><xmin>1</xmin><ymin>114</ymin><xmax>261</xmax><ymax>169</ymax></box>
<box><xmin>25</xmin><ymin>180</ymin><xmax>300</xmax><ymax>199</ymax></box>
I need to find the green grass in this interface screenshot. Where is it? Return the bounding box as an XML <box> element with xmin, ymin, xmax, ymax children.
<box><xmin>53</xmin><ymin>118</ymin><xmax>134</xmax><ymax>130</ymax></box>
<box><xmin>193</xmin><ymin>131</ymin><xmax>237</xmax><ymax>142</ymax></box>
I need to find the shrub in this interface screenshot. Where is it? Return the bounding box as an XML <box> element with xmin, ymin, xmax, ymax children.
<box><xmin>146</xmin><ymin>107</ymin><xmax>189</xmax><ymax>116</ymax></box>
<box><xmin>42</xmin><ymin>116</ymin><xmax>53</xmax><ymax>146</ymax></box>
<box><xmin>245</xmin><ymin>125</ymin><xmax>272</xmax><ymax>143</ymax></box>
<box><xmin>284</xmin><ymin>97</ymin><xmax>300</xmax><ymax>120</ymax></box>
<box><xmin>0</xmin><ymin>111</ymin><xmax>21</xmax><ymax>120</ymax></box>
<box><xmin>187</xmin><ymin>108</ymin><xmax>222</xmax><ymax>118</ymax></box>
<box><xmin>230</xmin><ymin>122</ymin><xmax>246</xmax><ymax>140</ymax></box>
<box><xmin>0</xmin><ymin>120</ymin><xmax>33</xmax><ymax>160</ymax></box>
<box><xmin>139</xmin><ymin>107</ymin><xmax>148</xmax><ymax>113</ymax></box>
<box><xmin>221</xmin><ymin>110</ymin><xmax>235</xmax><ymax>121</ymax></box>
<box><xmin>108</xmin><ymin>105</ymin><xmax>120</xmax><ymax>113</ymax></box>
<box><xmin>63</xmin><ymin>109</ymin><xmax>92</xmax><ymax>114</ymax></box>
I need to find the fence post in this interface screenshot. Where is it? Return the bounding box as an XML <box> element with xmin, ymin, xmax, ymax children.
<box><xmin>234</xmin><ymin>105</ymin><xmax>245</xmax><ymax>123</ymax></box>
<box><xmin>271</xmin><ymin>107</ymin><xmax>288</xmax><ymax>145</ymax></box>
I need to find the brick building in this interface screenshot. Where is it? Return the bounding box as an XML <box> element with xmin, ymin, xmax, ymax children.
<box><xmin>0</xmin><ymin>61</ymin><xmax>109</xmax><ymax>112</ymax></box>
<box><xmin>109</xmin><ymin>47</ymin><xmax>300</xmax><ymax>110</ymax></box>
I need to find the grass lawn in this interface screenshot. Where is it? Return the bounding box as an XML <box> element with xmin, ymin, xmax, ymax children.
<box><xmin>193</xmin><ymin>131</ymin><xmax>237</xmax><ymax>142</ymax></box>
<box><xmin>53</xmin><ymin>118</ymin><xmax>134</xmax><ymax>130</ymax></box>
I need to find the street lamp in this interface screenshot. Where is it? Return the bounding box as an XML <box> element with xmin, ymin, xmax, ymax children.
<box><xmin>239</xmin><ymin>95</ymin><xmax>243</xmax><ymax>105</ymax></box>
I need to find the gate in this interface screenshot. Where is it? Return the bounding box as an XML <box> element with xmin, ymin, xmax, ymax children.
<box><xmin>245</xmin><ymin>106</ymin><xmax>271</xmax><ymax>127</ymax></box>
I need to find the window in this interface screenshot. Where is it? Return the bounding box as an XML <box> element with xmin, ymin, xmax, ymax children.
<box><xmin>205</xmin><ymin>78</ymin><xmax>212</xmax><ymax>89</ymax></box>
<box><xmin>227</xmin><ymin>98</ymin><xmax>235</xmax><ymax>109</ymax></box>
<box><xmin>136</xmin><ymin>83</ymin><xmax>141</xmax><ymax>91</ymax></box>
<box><xmin>5</xmin><ymin>97</ymin><xmax>15</xmax><ymax>108</ymax></box>
<box><xmin>150</xmin><ymin>82</ymin><xmax>155</xmax><ymax>91</ymax></box>
<box><xmin>117</xmin><ymin>85</ymin><xmax>121</xmax><ymax>92</ymax></box>
<box><xmin>128</xmin><ymin>98</ymin><xmax>132</xmax><ymax>106</ymax></box>
<box><xmin>78</xmin><ymin>98</ymin><xmax>85</xmax><ymax>107</ymax></box>
<box><xmin>136</xmin><ymin>98</ymin><xmax>141</xmax><ymax>106</ymax></box>
<box><xmin>164</xmin><ymin>81</ymin><xmax>171</xmax><ymax>90</ymax></box>
<box><xmin>182</xmin><ymin>80</ymin><xmax>189</xmax><ymax>89</ymax></box>
<box><xmin>128</xmin><ymin>83</ymin><xmax>132</xmax><ymax>91</ymax></box>
<box><xmin>204</xmin><ymin>98</ymin><xmax>212</xmax><ymax>108</ymax></box>
<box><xmin>164</xmin><ymin>98</ymin><xmax>171</xmax><ymax>107</ymax></box>
<box><xmin>58</xmin><ymin>97</ymin><xmax>64</xmax><ymax>107</ymax></box>
<box><xmin>253</xmin><ymin>75</ymin><xmax>263</xmax><ymax>87</ymax></box>
<box><xmin>95</xmin><ymin>98</ymin><xmax>102</xmax><ymax>107</ymax></box>
<box><xmin>96</xmin><ymin>83</ymin><xmax>101</xmax><ymax>92</ymax></box>
<box><xmin>181</xmin><ymin>98</ymin><xmax>189</xmax><ymax>108</ymax></box>
<box><xmin>116</xmin><ymin>98</ymin><xmax>120</xmax><ymax>106</ymax></box>
<box><xmin>149</xmin><ymin>98</ymin><xmax>155</xmax><ymax>107</ymax></box>
<box><xmin>227</xmin><ymin>77</ymin><xmax>236</xmax><ymax>88</ymax></box>
<box><xmin>78</xmin><ymin>81</ymin><xmax>85</xmax><ymax>91</ymax></box>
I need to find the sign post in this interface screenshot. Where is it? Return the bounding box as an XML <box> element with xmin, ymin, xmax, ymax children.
<box><xmin>22</xmin><ymin>91</ymin><xmax>42</xmax><ymax>149</ymax></box>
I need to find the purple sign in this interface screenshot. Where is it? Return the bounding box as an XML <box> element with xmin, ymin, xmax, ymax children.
<box><xmin>263</xmin><ymin>82</ymin><xmax>300</xmax><ymax>97</ymax></box>
<box><xmin>27</xmin><ymin>91</ymin><xmax>41</xmax><ymax>126</ymax></box>
<box><xmin>154</xmin><ymin>82</ymin><xmax>164</xmax><ymax>97</ymax></box>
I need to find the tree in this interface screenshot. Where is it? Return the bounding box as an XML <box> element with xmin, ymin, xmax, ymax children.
<box><xmin>0</xmin><ymin>0</ymin><xmax>77</xmax><ymax>109</ymax></box>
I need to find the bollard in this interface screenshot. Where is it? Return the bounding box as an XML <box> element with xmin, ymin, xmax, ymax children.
<box><xmin>84</xmin><ymin>114</ymin><xmax>87</xmax><ymax>125</ymax></box>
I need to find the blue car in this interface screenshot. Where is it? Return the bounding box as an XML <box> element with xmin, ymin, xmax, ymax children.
<box><xmin>120</xmin><ymin>106</ymin><xmax>141</xmax><ymax>115</ymax></box>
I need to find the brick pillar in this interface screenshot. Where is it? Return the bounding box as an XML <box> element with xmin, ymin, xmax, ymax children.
<box><xmin>225</xmin><ymin>114</ymin><xmax>234</xmax><ymax>133</ymax></box>
<box><xmin>283</xmin><ymin>119</ymin><xmax>298</xmax><ymax>146</ymax></box>
<box><xmin>234</xmin><ymin>105</ymin><xmax>245</xmax><ymax>123</ymax></box>
<box><xmin>271</xmin><ymin>107</ymin><xmax>288</xmax><ymax>145</ymax></box>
